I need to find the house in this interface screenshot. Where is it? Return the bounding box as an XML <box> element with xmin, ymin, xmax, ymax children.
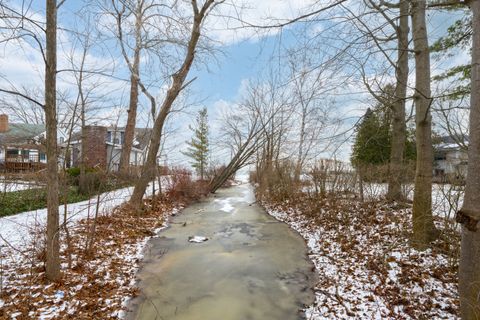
<box><xmin>433</xmin><ymin>135</ymin><xmax>468</xmax><ymax>182</ymax></box>
<box><xmin>69</xmin><ymin>125</ymin><xmax>152</xmax><ymax>172</ymax></box>
<box><xmin>0</xmin><ymin>114</ymin><xmax>67</xmax><ymax>172</ymax></box>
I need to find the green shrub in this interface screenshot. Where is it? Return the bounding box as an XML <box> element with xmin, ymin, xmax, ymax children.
<box><xmin>0</xmin><ymin>187</ymin><xmax>92</xmax><ymax>217</ymax></box>
<box><xmin>66</xmin><ymin>167</ymin><xmax>81</xmax><ymax>177</ymax></box>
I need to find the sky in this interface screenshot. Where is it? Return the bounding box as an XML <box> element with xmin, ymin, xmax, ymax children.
<box><xmin>0</xmin><ymin>0</ymin><xmax>472</xmax><ymax>167</ymax></box>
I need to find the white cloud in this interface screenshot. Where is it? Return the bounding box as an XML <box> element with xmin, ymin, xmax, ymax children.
<box><xmin>205</xmin><ymin>0</ymin><xmax>327</xmax><ymax>45</ymax></box>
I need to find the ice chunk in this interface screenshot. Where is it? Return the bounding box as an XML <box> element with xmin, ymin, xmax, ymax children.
<box><xmin>188</xmin><ymin>236</ymin><xmax>208</xmax><ymax>243</ymax></box>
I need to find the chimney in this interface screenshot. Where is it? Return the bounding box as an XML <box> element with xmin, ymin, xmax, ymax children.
<box><xmin>0</xmin><ymin>114</ymin><xmax>8</xmax><ymax>133</ymax></box>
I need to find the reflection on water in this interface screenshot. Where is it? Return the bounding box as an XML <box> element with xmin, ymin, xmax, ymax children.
<box><xmin>127</xmin><ymin>184</ymin><xmax>315</xmax><ymax>320</ymax></box>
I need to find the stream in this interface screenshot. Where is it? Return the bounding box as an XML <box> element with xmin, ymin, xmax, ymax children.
<box><xmin>126</xmin><ymin>183</ymin><xmax>316</xmax><ymax>320</ymax></box>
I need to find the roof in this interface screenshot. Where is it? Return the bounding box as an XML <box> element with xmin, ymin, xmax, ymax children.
<box><xmin>0</xmin><ymin>123</ymin><xmax>45</xmax><ymax>146</ymax></box>
<box><xmin>435</xmin><ymin>135</ymin><xmax>469</xmax><ymax>152</ymax></box>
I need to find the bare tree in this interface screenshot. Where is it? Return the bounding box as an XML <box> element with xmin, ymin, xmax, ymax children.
<box><xmin>0</xmin><ymin>0</ymin><xmax>61</xmax><ymax>281</ymax></box>
<box><xmin>112</xmin><ymin>0</ymin><xmax>144</xmax><ymax>175</ymax></box>
<box><xmin>0</xmin><ymin>88</ymin><xmax>45</xmax><ymax>124</ymax></box>
<box><xmin>286</xmin><ymin>50</ymin><xmax>341</xmax><ymax>182</ymax></box>
<box><xmin>385</xmin><ymin>0</ymin><xmax>409</xmax><ymax>202</ymax></box>
<box><xmin>410</xmin><ymin>0</ymin><xmax>438</xmax><ymax>249</ymax></box>
<box><xmin>345</xmin><ymin>0</ymin><xmax>410</xmax><ymax>202</ymax></box>
<box><xmin>44</xmin><ymin>0</ymin><xmax>60</xmax><ymax>281</ymax></box>
<box><xmin>209</xmin><ymin>82</ymin><xmax>278</xmax><ymax>192</ymax></box>
<box><xmin>457</xmin><ymin>0</ymin><xmax>480</xmax><ymax>317</ymax></box>
<box><xmin>129</xmin><ymin>0</ymin><xmax>222</xmax><ymax>210</ymax></box>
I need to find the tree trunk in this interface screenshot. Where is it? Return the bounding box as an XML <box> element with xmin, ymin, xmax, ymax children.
<box><xmin>294</xmin><ymin>107</ymin><xmax>306</xmax><ymax>182</ymax></box>
<box><xmin>119</xmin><ymin>1</ymin><xmax>142</xmax><ymax>175</ymax></box>
<box><xmin>45</xmin><ymin>0</ymin><xmax>60</xmax><ymax>281</ymax></box>
<box><xmin>410</xmin><ymin>0</ymin><xmax>438</xmax><ymax>249</ymax></box>
<box><xmin>119</xmin><ymin>66</ymin><xmax>140</xmax><ymax>174</ymax></box>
<box><xmin>458</xmin><ymin>1</ymin><xmax>480</xmax><ymax>317</ymax></box>
<box><xmin>387</xmin><ymin>0</ymin><xmax>408</xmax><ymax>202</ymax></box>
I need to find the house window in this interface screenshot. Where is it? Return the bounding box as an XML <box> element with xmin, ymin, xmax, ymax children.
<box><xmin>40</xmin><ymin>153</ymin><xmax>46</xmax><ymax>161</ymax></box>
<box><xmin>107</xmin><ymin>131</ymin><xmax>112</xmax><ymax>142</ymax></box>
<box><xmin>120</xmin><ymin>131</ymin><xmax>125</xmax><ymax>144</ymax></box>
<box><xmin>7</xmin><ymin>149</ymin><xmax>18</xmax><ymax>156</ymax></box>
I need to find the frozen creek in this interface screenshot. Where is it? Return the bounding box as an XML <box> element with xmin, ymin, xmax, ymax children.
<box><xmin>126</xmin><ymin>183</ymin><xmax>316</xmax><ymax>320</ymax></box>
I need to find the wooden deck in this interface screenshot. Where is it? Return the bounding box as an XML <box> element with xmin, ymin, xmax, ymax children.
<box><xmin>4</xmin><ymin>161</ymin><xmax>46</xmax><ymax>172</ymax></box>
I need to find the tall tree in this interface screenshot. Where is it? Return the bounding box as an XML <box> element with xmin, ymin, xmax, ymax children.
<box><xmin>116</xmin><ymin>0</ymin><xmax>143</xmax><ymax>175</ymax></box>
<box><xmin>386</xmin><ymin>0</ymin><xmax>409</xmax><ymax>201</ymax></box>
<box><xmin>458</xmin><ymin>1</ymin><xmax>480</xmax><ymax>317</ymax></box>
<box><xmin>183</xmin><ymin>107</ymin><xmax>209</xmax><ymax>180</ymax></box>
<box><xmin>129</xmin><ymin>0</ymin><xmax>221</xmax><ymax>210</ymax></box>
<box><xmin>410</xmin><ymin>0</ymin><xmax>438</xmax><ymax>249</ymax></box>
<box><xmin>45</xmin><ymin>0</ymin><xmax>60</xmax><ymax>281</ymax></box>
<box><xmin>0</xmin><ymin>0</ymin><xmax>62</xmax><ymax>280</ymax></box>
<box><xmin>347</xmin><ymin>0</ymin><xmax>411</xmax><ymax>201</ymax></box>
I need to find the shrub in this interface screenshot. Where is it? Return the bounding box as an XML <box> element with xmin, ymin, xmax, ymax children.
<box><xmin>166</xmin><ymin>167</ymin><xmax>209</xmax><ymax>202</ymax></box>
<box><xmin>66</xmin><ymin>167</ymin><xmax>81</xmax><ymax>178</ymax></box>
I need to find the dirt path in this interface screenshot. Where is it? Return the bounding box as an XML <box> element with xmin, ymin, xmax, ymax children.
<box><xmin>126</xmin><ymin>184</ymin><xmax>315</xmax><ymax>320</ymax></box>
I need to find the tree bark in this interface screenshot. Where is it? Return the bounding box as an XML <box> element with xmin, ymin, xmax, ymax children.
<box><xmin>45</xmin><ymin>0</ymin><xmax>60</xmax><ymax>281</ymax></box>
<box><xmin>410</xmin><ymin>0</ymin><xmax>438</xmax><ymax>249</ymax></box>
<box><xmin>294</xmin><ymin>103</ymin><xmax>307</xmax><ymax>182</ymax></box>
<box><xmin>119</xmin><ymin>0</ymin><xmax>142</xmax><ymax>175</ymax></box>
<box><xmin>387</xmin><ymin>0</ymin><xmax>408</xmax><ymax>202</ymax></box>
<box><xmin>458</xmin><ymin>0</ymin><xmax>480</xmax><ymax>317</ymax></box>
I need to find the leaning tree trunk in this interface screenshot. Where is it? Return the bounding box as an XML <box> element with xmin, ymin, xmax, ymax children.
<box><xmin>45</xmin><ymin>0</ymin><xmax>60</xmax><ymax>281</ymax></box>
<box><xmin>410</xmin><ymin>0</ymin><xmax>438</xmax><ymax>249</ymax></box>
<box><xmin>386</xmin><ymin>0</ymin><xmax>408</xmax><ymax>202</ymax></box>
<box><xmin>458</xmin><ymin>1</ymin><xmax>480</xmax><ymax>317</ymax></box>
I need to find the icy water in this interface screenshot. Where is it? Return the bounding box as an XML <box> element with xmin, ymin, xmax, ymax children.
<box><xmin>126</xmin><ymin>184</ymin><xmax>316</xmax><ymax>320</ymax></box>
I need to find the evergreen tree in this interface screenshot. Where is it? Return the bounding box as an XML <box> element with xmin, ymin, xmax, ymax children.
<box><xmin>351</xmin><ymin>107</ymin><xmax>391</xmax><ymax>167</ymax></box>
<box><xmin>351</xmin><ymin>100</ymin><xmax>416</xmax><ymax>168</ymax></box>
<box><xmin>183</xmin><ymin>107</ymin><xmax>209</xmax><ymax>180</ymax></box>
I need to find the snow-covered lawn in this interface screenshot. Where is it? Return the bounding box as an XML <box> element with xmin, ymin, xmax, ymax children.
<box><xmin>0</xmin><ymin>180</ymin><xmax>43</xmax><ymax>193</ymax></box>
<box><xmin>0</xmin><ymin>178</ymin><xmax>181</xmax><ymax>319</ymax></box>
<box><xmin>262</xmin><ymin>195</ymin><xmax>459</xmax><ymax>319</ymax></box>
<box><xmin>1</xmin><ymin>185</ymin><xmax>139</xmax><ymax>248</ymax></box>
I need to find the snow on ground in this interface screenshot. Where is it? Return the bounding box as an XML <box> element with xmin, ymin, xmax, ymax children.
<box><xmin>213</xmin><ymin>183</ymin><xmax>254</xmax><ymax>213</ymax></box>
<box><xmin>0</xmin><ymin>180</ymin><xmax>43</xmax><ymax>192</ymax></box>
<box><xmin>214</xmin><ymin>198</ymin><xmax>235</xmax><ymax>212</ymax></box>
<box><xmin>262</xmin><ymin>195</ymin><xmax>459</xmax><ymax>319</ymax></box>
<box><xmin>305</xmin><ymin>181</ymin><xmax>464</xmax><ymax>220</ymax></box>
<box><xmin>0</xmin><ymin>177</ymin><xmax>179</xmax><ymax>319</ymax></box>
<box><xmin>0</xmin><ymin>182</ymin><xmax>155</xmax><ymax>248</ymax></box>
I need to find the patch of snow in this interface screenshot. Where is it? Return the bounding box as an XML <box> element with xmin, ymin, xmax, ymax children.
<box><xmin>0</xmin><ymin>180</ymin><xmax>43</xmax><ymax>192</ymax></box>
<box><xmin>188</xmin><ymin>236</ymin><xmax>208</xmax><ymax>243</ymax></box>
<box><xmin>214</xmin><ymin>198</ymin><xmax>235</xmax><ymax>213</ymax></box>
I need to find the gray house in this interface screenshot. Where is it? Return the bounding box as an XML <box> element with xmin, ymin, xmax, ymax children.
<box><xmin>433</xmin><ymin>135</ymin><xmax>468</xmax><ymax>182</ymax></box>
